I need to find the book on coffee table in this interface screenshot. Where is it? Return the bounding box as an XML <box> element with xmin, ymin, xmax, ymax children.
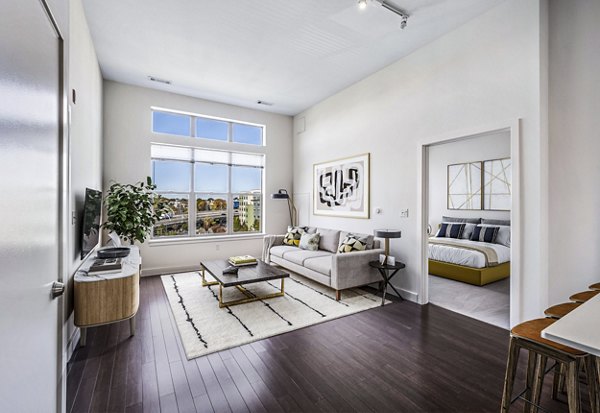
<box><xmin>228</xmin><ymin>255</ymin><xmax>258</xmax><ymax>266</ymax></box>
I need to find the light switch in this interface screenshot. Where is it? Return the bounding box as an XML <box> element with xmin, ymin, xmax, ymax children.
<box><xmin>400</xmin><ymin>209</ymin><xmax>409</xmax><ymax>218</ymax></box>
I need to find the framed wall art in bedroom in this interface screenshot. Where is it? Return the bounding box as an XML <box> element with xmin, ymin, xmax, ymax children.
<box><xmin>313</xmin><ymin>153</ymin><xmax>370</xmax><ymax>218</ymax></box>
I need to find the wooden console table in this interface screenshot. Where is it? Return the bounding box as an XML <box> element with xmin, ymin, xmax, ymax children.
<box><xmin>74</xmin><ymin>246</ymin><xmax>141</xmax><ymax>346</ymax></box>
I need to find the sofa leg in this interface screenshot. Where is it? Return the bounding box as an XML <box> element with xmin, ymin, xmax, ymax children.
<box><xmin>336</xmin><ymin>290</ymin><xmax>341</xmax><ymax>301</ymax></box>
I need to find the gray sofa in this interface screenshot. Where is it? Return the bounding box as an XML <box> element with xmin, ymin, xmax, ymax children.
<box><xmin>263</xmin><ymin>227</ymin><xmax>384</xmax><ymax>300</ymax></box>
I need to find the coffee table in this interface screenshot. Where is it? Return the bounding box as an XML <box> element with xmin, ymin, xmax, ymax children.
<box><xmin>200</xmin><ymin>259</ymin><xmax>289</xmax><ymax>308</ymax></box>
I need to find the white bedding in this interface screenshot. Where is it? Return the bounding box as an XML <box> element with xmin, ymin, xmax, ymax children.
<box><xmin>428</xmin><ymin>238</ymin><xmax>510</xmax><ymax>268</ymax></box>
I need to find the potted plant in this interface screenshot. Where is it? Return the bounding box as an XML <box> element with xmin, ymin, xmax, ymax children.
<box><xmin>103</xmin><ymin>177</ymin><xmax>169</xmax><ymax>245</ymax></box>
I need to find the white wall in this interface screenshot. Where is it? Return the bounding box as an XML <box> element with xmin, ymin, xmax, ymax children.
<box><xmin>548</xmin><ymin>0</ymin><xmax>600</xmax><ymax>303</ymax></box>
<box><xmin>293</xmin><ymin>0</ymin><xmax>546</xmax><ymax>321</ymax></box>
<box><xmin>102</xmin><ymin>81</ymin><xmax>293</xmax><ymax>275</ymax></box>
<box><xmin>428</xmin><ymin>131</ymin><xmax>511</xmax><ymax>230</ymax></box>
<box><xmin>65</xmin><ymin>0</ymin><xmax>103</xmax><ymax>357</ymax></box>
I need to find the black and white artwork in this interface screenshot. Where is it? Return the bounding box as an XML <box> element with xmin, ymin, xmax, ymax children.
<box><xmin>313</xmin><ymin>153</ymin><xmax>369</xmax><ymax>218</ymax></box>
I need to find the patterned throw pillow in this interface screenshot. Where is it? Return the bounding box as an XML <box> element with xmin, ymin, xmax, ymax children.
<box><xmin>283</xmin><ymin>226</ymin><xmax>305</xmax><ymax>246</ymax></box>
<box><xmin>470</xmin><ymin>225</ymin><xmax>500</xmax><ymax>243</ymax></box>
<box><xmin>337</xmin><ymin>233</ymin><xmax>369</xmax><ymax>253</ymax></box>
<box><xmin>436</xmin><ymin>223</ymin><xmax>466</xmax><ymax>239</ymax></box>
<box><xmin>299</xmin><ymin>233</ymin><xmax>320</xmax><ymax>251</ymax></box>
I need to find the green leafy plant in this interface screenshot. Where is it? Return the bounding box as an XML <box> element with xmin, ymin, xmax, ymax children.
<box><xmin>103</xmin><ymin>177</ymin><xmax>169</xmax><ymax>244</ymax></box>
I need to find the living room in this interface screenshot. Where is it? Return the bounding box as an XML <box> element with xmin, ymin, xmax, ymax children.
<box><xmin>2</xmin><ymin>0</ymin><xmax>600</xmax><ymax>412</ymax></box>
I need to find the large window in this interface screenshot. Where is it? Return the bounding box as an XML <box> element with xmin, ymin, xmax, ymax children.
<box><xmin>152</xmin><ymin>109</ymin><xmax>264</xmax><ymax>146</ymax></box>
<box><xmin>151</xmin><ymin>144</ymin><xmax>264</xmax><ymax>239</ymax></box>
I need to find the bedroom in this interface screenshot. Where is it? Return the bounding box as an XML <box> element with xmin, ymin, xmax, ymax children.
<box><xmin>427</xmin><ymin>130</ymin><xmax>512</xmax><ymax>328</ymax></box>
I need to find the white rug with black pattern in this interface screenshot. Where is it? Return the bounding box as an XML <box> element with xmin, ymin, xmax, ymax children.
<box><xmin>161</xmin><ymin>271</ymin><xmax>388</xmax><ymax>359</ymax></box>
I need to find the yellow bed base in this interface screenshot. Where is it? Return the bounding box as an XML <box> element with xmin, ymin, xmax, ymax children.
<box><xmin>428</xmin><ymin>259</ymin><xmax>510</xmax><ymax>286</ymax></box>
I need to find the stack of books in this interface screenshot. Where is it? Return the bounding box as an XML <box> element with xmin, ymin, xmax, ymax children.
<box><xmin>88</xmin><ymin>258</ymin><xmax>123</xmax><ymax>275</ymax></box>
<box><xmin>228</xmin><ymin>255</ymin><xmax>258</xmax><ymax>266</ymax></box>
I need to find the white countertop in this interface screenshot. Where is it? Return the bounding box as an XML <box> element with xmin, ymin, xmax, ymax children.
<box><xmin>541</xmin><ymin>293</ymin><xmax>600</xmax><ymax>356</ymax></box>
<box><xmin>74</xmin><ymin>246</ymin><xmax>141</xmax><ymax>282</ymax></box>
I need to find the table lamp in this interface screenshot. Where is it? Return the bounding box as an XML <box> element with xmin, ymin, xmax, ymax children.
<box><xmin>374</xmin><ymin>229</ymin><xmax>402</xmax><ymax>264</ymax></box>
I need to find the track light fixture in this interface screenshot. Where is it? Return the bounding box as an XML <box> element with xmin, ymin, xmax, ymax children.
<box><xmin>357</xmin><ymin>0</ymin><xmax>410</xmax><ymax>29</ymax></box>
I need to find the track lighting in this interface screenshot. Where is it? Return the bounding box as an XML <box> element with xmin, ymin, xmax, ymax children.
<box><xmin>358</xmin><ymin>0</ymin><xmax>410</xmax><ymax>29</ymax></box>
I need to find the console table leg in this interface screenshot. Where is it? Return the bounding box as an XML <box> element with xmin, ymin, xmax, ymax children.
<box><xmin>129</xmin><ymin>316</ymin><xmax>136</xmax><ymax>337</ymax></box>
<box><xmin>80</xmin><ymin>327</ymin><xmax>87</xmax><ymax>347</ymax></box>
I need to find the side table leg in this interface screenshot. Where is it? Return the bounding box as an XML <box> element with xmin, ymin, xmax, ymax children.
<box><xmin>129</xmin><ymin>316</ymin><xmax>136</xmax><ymax>337</ymax></box>
<box><xmin>381</xmin><ymin>281</ymin><xmax>387</xmax><ymax>306</ymax></box>
<box><xmin>80</xmin><ymin>327</ymin><xmax>87</xmax><ymax>347</ymax></box>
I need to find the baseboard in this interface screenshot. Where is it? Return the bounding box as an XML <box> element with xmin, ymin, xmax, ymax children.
<box><xmin>142</xmin><ymin>265</ymin><xmax>199</xmax><ymax>277</ymax></box>
<box><xmin>392</xmin><ymin>286</ymin><xmax>419</xmax><ymax>303</ymax></box>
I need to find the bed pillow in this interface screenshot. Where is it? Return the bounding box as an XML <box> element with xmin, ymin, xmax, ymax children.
<box><xmin>460</xmin><ymin>223</ymin><xmax>477</xmax><ymax>240</ymax></box>
<box><xmin>481</xmin><ymin>218</ymin><xmax>510</xmax><ymax>226</ymax></box>
<box><xmin>436</xmin><ymin>223</ymin><xmax>466</xmax><ymax>239</ymax></box>
<box><xmin>283</xmin><ymin>226</ymin><xmax>305</xmax><ymax>246</ymax></box>
<box><xmin>480</xmin><ymin>224</ymin><xmax>511</xmax><ymax>247</ymax></box>
<box><xmin>470</xmin><ymin>225</ymin><xmax>500</xmax><ymax>243</ymax></box>
<box><xmin>442</xmin><ymin>216</ymin><xmax>481</xmax><ymax>224</ymax></box>
<box><xmin>299</xmin><ymin>233</ymin><xmax>320</xmax><ymax>251</ymax></box>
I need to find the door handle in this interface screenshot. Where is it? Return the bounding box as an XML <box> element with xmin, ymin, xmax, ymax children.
<box><xmin>51</xmin><ymin>281</ymin><xmax>65</xmax><ymax>299</ymax></box>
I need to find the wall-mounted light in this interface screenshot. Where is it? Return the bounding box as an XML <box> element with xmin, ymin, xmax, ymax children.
<box><xmin>358</xmin><ymin>0</ymin><xmax>368</xmax><ymax>10</ymax></box>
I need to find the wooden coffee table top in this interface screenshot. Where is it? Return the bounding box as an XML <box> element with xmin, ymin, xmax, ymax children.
<box><xmin>201</xmin><ymin>259</ymin><xmax>289</xmax><ymax>287</ymax></box>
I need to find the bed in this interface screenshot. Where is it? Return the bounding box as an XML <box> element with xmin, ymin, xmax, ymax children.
<box><xmin>428</xmin><ymin>229</ymin><xmax>511</xmax><ymax>286</ymax></box>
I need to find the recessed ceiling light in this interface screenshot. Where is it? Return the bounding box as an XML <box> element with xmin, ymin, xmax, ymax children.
<box><xmin>148</xmin><ymin>76</ymin><xmax>171</xmax><ymax>85</ymax></box>
<box><xmin>358</xmin><ymin>0</ymin><xmax>368</xmax><ymax>10</ymax></box>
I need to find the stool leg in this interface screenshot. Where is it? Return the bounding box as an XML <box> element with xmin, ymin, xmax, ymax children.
<box><xmin>502</xmin><ymin>337</ymin><xmax>521</xmax><ymax>413</ymax></box>
<box><xmin>530</xmin><ymin>354</ymin><xmax>547</xmax><ymax>413</ymax></box>
<box><xmin>524</xmin><ymin>350</ymin><xmax>536</xmax><ymax>413</ymax></box>
<box><xmin>552</xmin><ymin>362</ymin><xmax>562</xmax><ymax>400</ymax></box>
<box><xmin>566</xmin><ymin>360</ymin><xmax>581</xmax><ymax>413</ymax></box>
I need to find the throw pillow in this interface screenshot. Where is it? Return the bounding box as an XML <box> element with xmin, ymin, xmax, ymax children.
<box><xmin>338</xmin><ymin>233</ymin><xmax>369</xmax><ymax>253</ymax></box>
<box><xmin>436</xmin><ymin>223</ymin><xmax>466</xmax><ymax>239</ymax></box>
<box><xmin>283</xmin><ymin>226</ymin><xmax>305</xmax><ymax>247</ymax></box>
<box><xmin>470</xmin><ymin>225</ymin><xmax>500</xmax><ymax>243</ymax></box>
<box><xmin>299</xmin><ymin>233</ymin><xmax>320</xmax><ymax>251</ymax></box>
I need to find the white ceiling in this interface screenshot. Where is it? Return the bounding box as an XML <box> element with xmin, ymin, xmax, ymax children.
<box><xmin>82</xmin><ymin>0</ymin><xmax>503</xmax><ymax>116</ymax></box>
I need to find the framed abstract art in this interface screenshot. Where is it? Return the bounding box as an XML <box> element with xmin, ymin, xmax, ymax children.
<box><xmin>313</xmin><ymin>153</ymin><xmax>370</xmax><ymax>218</ymax></box>
<box><xmin>447</xmin><ymin>161</ymin><xmax>483</xmax><ymax>210</ymax></box>
<box><xmin>483</xmin><ymin>158</ymin><xmax>512</xmax><ymax>211</ymax></box>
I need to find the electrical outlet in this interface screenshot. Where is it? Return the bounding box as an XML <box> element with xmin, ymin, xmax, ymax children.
<box><xmin>400</xmin><ymin>209</ymin><xmax>409</xmax><ymax>218</ymax></box>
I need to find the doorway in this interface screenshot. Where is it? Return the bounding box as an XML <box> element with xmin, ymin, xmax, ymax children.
<box><xmin>417</xmin><ymin>121</ymin><xmax>521</xmax><ymax>329</ymax></box>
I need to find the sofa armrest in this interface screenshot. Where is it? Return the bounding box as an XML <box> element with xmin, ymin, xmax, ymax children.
<box><xmin>262</xmin><ymin>234</ymin><xmax>285</xmax><ymax>263</ymax></box>
<box><xmin>331</xmin><ymin>248</ymin><xmax>384</xmax><ymax>290</ymax></box>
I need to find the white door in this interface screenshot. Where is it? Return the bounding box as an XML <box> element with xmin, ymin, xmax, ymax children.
<box><xmin>0</xmin><ymin>0</ymin><xmax>65</xmax><ymax>411</ymax></box>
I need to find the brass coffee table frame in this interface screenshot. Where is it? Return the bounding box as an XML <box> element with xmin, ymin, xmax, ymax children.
<box><xmin>201</xmin><ymin>265</ymin><xmax>286</xmax><ymax>308</ymax></box>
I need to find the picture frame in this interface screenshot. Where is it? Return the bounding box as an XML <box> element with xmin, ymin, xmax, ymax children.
<box><xmin>447</xmin><ymin>161</ymin><xmax>483</xmax><ymax>210</ymax></box>
<box><xmin>483</xmin><ymin>157</ymin><xmax>512</xmax><ymax>211</ymax></box>
<box><xmin>313</xmin><ymin>153</ymin><xmax>370</xmax><ymax>219</ymax></box>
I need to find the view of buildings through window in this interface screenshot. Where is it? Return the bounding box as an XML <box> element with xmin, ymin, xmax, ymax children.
<box><xmin>150</xmin><ymin>109</ymin><xmax>264</xmax><ymax>239</ymax></box>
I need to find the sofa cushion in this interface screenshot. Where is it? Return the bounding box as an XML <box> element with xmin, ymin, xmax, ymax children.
<box><xmin>283</xmin><ymin>226</ymin><xmax>305</xmax><ymax>246</ymax></box>
<box><xmin>316</xmin><ymin>228</ymin><xmax>340</xmax><ymax>253</ymax></box>
<box><xmin>299</xmin><ymin>233</ymin><xmax>320</xmax><ymax>251</ymax></box>
<box><xmin>339</xmin><ymin>231</ymin><xmax>374</xmax><ymax>250</ymax></box>
<box><xmin>338</xmin><ymin>233</ymin><xmax>370</xmax><ymax>253</ymax></box>
<box><xmin>282</xmin><ymin>249</ymin><xmax>332</xmax><ymax>266</ymax></box>
<box><xmin>270</xmin><ymin>245</ymin><xmax>298</xmax><ymax>258</ymax></box>
<box><xmin>304</xmin><ymin>256</ymin><xmax>332</xmax><ymax>276</ymax></box>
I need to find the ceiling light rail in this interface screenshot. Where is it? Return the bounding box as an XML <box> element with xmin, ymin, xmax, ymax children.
<box><xmin>358</xmin><ymin>0</ymin><xmax>410</xmax><ymax>29</ymax></box>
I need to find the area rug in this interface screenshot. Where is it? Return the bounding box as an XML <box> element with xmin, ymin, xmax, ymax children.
<box><xmin>161</xmin><ymin>271</ymin><xmax>388</xmax><ymax>359</ymax></box>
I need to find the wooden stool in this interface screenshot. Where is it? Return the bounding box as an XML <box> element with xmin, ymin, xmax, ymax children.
<box><xmin>589</xmin><ymin>283</ymin><xmax>600</xmax><ymax>291</ymax></box>
<box><xmin>569</xmin><ymin>290</ymin><xmax>600</xmax><ymax>303</ymax></box>
<box><xmin>544</xmin><ymin>302</ymin><xmax>582</xmax><ymax>319</ymax></box>
<box><xmin>501</xmin><ymin>318</ymin><xmax>597</xmax><ymax>413</ymax></box>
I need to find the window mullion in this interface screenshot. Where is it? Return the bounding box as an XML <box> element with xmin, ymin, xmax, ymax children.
<box><xmin>190</xmin><ymin>161</ymin><xmax>195</xmax><ymax>237</ymax></box>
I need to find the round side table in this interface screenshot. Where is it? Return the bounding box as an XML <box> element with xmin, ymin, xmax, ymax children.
<box><xmin>369</xmin><ymin>260</ymin><xmax>406</xmax><ymax>306</ymax></box>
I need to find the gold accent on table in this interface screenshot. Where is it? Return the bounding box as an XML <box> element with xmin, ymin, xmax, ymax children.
<box><xmin>201</xmin><ymin>267</ymin><xmax>218</xmax><ymax>286</ymax></box>
<box><xmin>217</xmin><ymin>278</ymin><xmax>285</xmax><ymax>308</ymax></box>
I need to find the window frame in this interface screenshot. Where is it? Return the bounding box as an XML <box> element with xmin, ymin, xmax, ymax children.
<box><xmin>151</xmin><ymin>107</ymin><xmax>265</xmax><ymax>146</ymax></box>
<box><xmin>151</xmin><ymin>144</ymin><xmax>264</xmax><ymax>241</ymax></box>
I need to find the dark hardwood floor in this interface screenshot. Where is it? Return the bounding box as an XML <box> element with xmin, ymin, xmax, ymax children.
<box><xmin>67</xmin><ymin>276</ymin><xmax>582</xmax><ymax>412</ymax></box>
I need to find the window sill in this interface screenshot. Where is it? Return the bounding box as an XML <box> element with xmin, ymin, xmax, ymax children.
<box><xmin>148</xmin><ymin>233</ymin><xmax>265</xmax><ymax>247</ymax></box>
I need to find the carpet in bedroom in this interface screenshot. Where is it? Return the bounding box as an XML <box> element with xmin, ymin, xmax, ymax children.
<box><xmin>428</xmin><ymin>275</ymin><xmax>509</xmax><ymax>329</ymax></box>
